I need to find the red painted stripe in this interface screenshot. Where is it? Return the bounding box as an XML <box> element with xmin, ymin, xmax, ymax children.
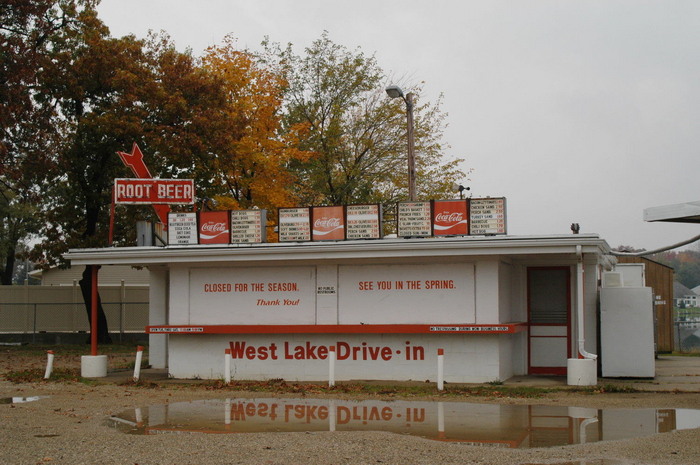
<box><xmin>146</xmin><ymin>323</ymin><xmax>527</xmax><ymax>335</ymax></box>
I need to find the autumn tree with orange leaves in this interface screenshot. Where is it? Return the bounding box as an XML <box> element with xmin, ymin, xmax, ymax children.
<box><xmin>4</xmin><ymin>8</ymin><xmax>470</xmax><ymax>274</ymax></box>
<box><xmin>200</xmin><ymin>36</ymin><xmax>311</xmax><ymax>213</ymax></box>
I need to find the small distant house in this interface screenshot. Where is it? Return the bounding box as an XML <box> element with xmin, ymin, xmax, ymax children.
<box><xmin>30</xmin><ymin>265</ymin><xmax>150</xmax><ymax>287</ymax></box>
<box><xmin>674</xmin><ymin>281</ymin><xmax>698</xmax><ymax>308</ymax></box>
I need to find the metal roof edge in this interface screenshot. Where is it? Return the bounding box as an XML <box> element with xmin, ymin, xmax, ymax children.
<box><xmin>644</xmin><ymin>200</ymin><xmax>700</xmax><ymax>223</ymax></box>
<box><xmin>65</xmin><ymin>234</ymin><xmax>612</xmax><ymax>266</ymax></box>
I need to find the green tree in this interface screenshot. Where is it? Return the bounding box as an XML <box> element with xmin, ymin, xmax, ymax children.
<box><xmin>0</xmin><ymin>0</ymin><xmax>78</xmax><ymax>283</ymax></box>
<box><xmin>32</xmin><ymin>28</ymin><xmax>225</xmax><ymax>262</ymax></box>
<box><xmin>137</xmin><ymin>32</ymin><xmax>228</xmax><ymax>206</ymax></box>
<box><xmin>0</xmin><ymin>188</ymin><xmax>41</xmax><ymax>284</ymax></box>
<box><xmin>264</xmin><ymin>33</ymin><xmax>466</xmax><ymax>208</ymax></box>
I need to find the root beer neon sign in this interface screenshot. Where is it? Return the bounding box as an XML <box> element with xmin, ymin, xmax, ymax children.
<box><xmin>114</xmin><ymin>178</ymin><xmax>195</xmax><ymax>205</ymax></box>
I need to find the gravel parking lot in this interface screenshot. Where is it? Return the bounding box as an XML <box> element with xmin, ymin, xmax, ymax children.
<box><xmin>1</xmin><ymin>346</ymin><xmax>699</xmax><ymax>465</ymax></box>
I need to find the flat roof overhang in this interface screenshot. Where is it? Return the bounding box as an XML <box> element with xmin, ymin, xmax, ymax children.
<box><xmin>65</xmin><ymin>234</ymin><xmax>614</xmax><ymax>268</ymax></box>
<box><xmin>644</xmin><ymin>200</ymin><xmax>700</xmax><ymax>224</ymax></box>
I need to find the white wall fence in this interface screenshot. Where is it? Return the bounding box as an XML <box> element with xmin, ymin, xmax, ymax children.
<box><xmin>0</xmin><ymin>285</ymin><xmax>149</xmax><ymax>340</ymax></box>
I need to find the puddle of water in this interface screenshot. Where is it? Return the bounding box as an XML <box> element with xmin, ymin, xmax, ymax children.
<box><xmin>0</xmin><ymin>396</ymin><xmax>46</xmax><ymax>404</ymax></box>
<box><xmin>522</xmin><ymin>461</ymin><xmax>624</xmax><ymax>465</ymax></box>
<box><xmin>107</xmin><ymin>398</ymin><xmax>700</xmax><ymax>448</ymax></box>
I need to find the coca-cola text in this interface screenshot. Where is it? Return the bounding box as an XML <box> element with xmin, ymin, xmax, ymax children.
<box><xmin>435</xmin><ymin>212</ymin><xmax>464</xmax><ymax>223</ymax></box>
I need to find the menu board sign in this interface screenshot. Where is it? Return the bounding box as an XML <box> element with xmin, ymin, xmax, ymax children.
<box><xmin>278</xmin><ymin>207</ymin><xmax>311</xmax><ymax>242</ymax></box>
<box><xmin>469</xmin><ymin>198</ymin><xmax>507</xmax><ymax>235</ymax></box>
<box><xmin>397</xmin><ymin>201</ymin><xmax>432</xmax><ymax>237</ymax></box>
<box><xmin>346</xmin><ymin>204</ymin><xmax>382</xmax><ymax>240</ymax></box>
<box><xmin>167</xmin><ymin>212</ymin><xmax>198</xmax><ymax>245</ymax></box>
<box><xmin>198</xmin><ymin>211</ymin><xmax>230</xmax><ymax>244</ymax></box>
<box><xmin>432</xmin><ymin>200</ymin><xmax>469</xmax><ymax>236</ymax></box>
<box><xmin>312</xmin><ymin>206</ymin><xmax>345</xmax><ymax>241</ymax></box>
<box><xmin>230</xmin><ymin>210</ymin><xmax>266</xmax><ymax>243</ymax></box>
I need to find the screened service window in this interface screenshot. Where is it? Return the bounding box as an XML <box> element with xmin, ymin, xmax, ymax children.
<box><xmin>528</xmin><ymin>268</ymin><xmax>569</xmax><ymax>325</ymax></box>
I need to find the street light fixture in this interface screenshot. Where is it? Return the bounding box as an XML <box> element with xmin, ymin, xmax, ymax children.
<box><xmin>453</xmin><ymin>183</ymin><xmax>470</xmax><ymax>200</ymax></box>
<box><xmin>385</xmin><ymin>84</ymin><xmax>416</xmax><ymax>201</ymax></box>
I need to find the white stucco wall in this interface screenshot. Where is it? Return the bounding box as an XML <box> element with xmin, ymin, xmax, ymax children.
<box><xmin>148</xmin><ymin>266</ymin><xmax>168</xmax><ymax>368</ymax></box>
<box><xmin>168</xmin><ymin>333</ymin><xmax>508</xmax><ymax>383</ymax></box>
<box><xmin>66</xmin><ymin>234</ymin><xmax>614</xmax><ymax>382</ymax></box>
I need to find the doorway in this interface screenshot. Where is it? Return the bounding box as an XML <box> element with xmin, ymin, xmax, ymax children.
<box><xmin>527</xmin><ymin>267</ymin><xmax>571</xmax><ymax>375</ymax></box>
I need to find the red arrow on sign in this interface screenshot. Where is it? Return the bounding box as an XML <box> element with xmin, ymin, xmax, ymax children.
<box><xmin>117</xmin><ymin>143</ymin><xmax>152</xmax><ymax>179</ymax></box>
<box><xmin>116</xmin><ymin>143</ymin><xmax>171</xmax><ymax>226</ymax></box>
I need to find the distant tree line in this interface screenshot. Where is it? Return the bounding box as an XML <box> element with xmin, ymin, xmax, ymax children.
<box><xmin>614</xmin><ymin>244</ymin><xmax>700</xmax><ymax>289</ymax></box>
<box><xmin>652</xmin><ymin>249</ymin><xmax>700</xmax><ymax>290</ymax></box>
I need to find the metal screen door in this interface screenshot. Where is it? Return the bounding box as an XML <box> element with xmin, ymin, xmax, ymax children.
<box><xmin>527</xmin><ymin>267</ymin><xmax>571</xmax><ymax>375</ymax></box>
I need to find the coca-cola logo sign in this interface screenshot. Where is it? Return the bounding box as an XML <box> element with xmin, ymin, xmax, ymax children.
<box><xmin>435</xmin><ymin>212</ymin><xmax>464</xmax><ymax>223</ymax></box>
<box><xmin>433</xmin><ymin>201</ymin><xmax>468</xmax><ymax>235</ymax></box>
<box><xmin>199</xmin><ymin>212</ymin><xmax>230</xmax><ymax>243</ymax></box>
<box><xmin>312</xmin><ymin>206</ymin><xmax>345</xmax><ymax>240</ymax></box>
<box><xmin>201</xmin><ymin>222</ymin><xmax>227</xmax><ymax>233</ymax></box>
<box><xmin>314</xmin><ymin>217</ymin><xmax>341</xmax><ymax>229</ymax></box>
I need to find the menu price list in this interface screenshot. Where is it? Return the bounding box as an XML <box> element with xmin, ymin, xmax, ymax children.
<box><xmin>397</xmin><ymin>201</ymin><xmax>432</xmax><ymax>237</ymax></box>
<box><xmin>230</xmin><ymin>210</ymin><xmax>267</xmax><ymax>243</ymax></box>
<box><xmin>469</xmin><ymin>198</ymin><xmax>507</xmax><ymax>235</ymax></box>
<box><xmin>346</xmin><ymin>204</ymin><xmax>381</xmax><ymax>239</ymax></box>
<box><xmin>167</xmin><ymin>212</ymin><xmax>198</xmax><ymax>245</ymax></box>
<box><xmin>278</xmin><ymin>208</ymin><xmax>311</xmax><ymax>242</ymax></box>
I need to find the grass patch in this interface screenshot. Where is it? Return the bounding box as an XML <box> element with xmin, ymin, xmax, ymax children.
<box><xmin>192</xmin><ymin>380</ymin><xmax>558</xmax><ymax>398</ymax></box>
<box><xmin>5</xmin><ymin>368</ymin><xmax>81</xmax><ymax>383</ymax></box>
<box><xmin>2</xmin><ymin>343</ymin><xmax>139</xmax><ymax>357</ymax></box>
<box><xmin>1</xmin><ymin>343</ymin><xmax>145</xmax><ymax>384</ymax></box>
<box><xmin>669</xmin><ymin>351</ymin><xmax>700</xmax><ymax>357</ymax></box>
<box><xmin>567</xmin><ymin>383</ymin><xmax>641</xmax><ymax>394</ymax></box>
<box><xmin>118</xmin><ymin>358</ymin><xmax>150</xmax><ymax>370</ymax></box>
<box><xmin>117</xmin><ymin>378</ymin><xmax>161</xmax><ymax>389</ymax></box>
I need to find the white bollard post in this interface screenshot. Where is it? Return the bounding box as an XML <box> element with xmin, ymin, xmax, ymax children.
<box><xmin>133</xmin><ymin>346</ymin><xmax>144</xmax><ymax>382</ymax></box>
<box><xmin>225</xmin><ymin>398</ymin><xmax>231</xmax><ymax>430</ymax></box>
<box><xmin>437</xmin><ymin>349</ymin><xmax>444</xmax><ymax>391</ymax></box>
<box><xmin>329</xmin><ymin>346</ymin><xmax>336</xmax><ymax>387</ymax></box>
<box><xmin>328</xmin><ymin>399</ymin><xmax>336</xmax><ymax>432</ymax></box>
<box><xmin>224</xmin><ymin>348</ymin><xmax>231</xmax><ymax>383</ymax></box>
<box><xmin>437</xmin><ymin>402</ymin><xmax>445</xmax><ymax>440</ymax></box>
<box><xmin>44</xmin><ymin>350</ymin><xmax>54</xmax><ymax>379</ymax></box>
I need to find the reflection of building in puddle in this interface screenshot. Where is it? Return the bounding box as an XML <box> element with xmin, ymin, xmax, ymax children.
<box><xmin>521</xmin><ymin>460</ymin><xmax>625</xmax><ymax>465</ymax></box>
<box><xmin>107</xmin><ymin>398</ymin><xmax>700</xmax><ymax>449</ymax></box>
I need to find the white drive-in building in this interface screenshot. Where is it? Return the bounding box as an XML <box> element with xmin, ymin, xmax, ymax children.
<box><xmin>65</xmin><ymin>234</ymin><xmax>613</xmax><ymax>383</ymax></box>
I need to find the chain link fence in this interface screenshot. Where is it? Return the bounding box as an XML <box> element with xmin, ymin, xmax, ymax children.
<box><xmin>674</xmin><ymin>320</ymin><xmax>700</xmax><ymax>352</ymax></box>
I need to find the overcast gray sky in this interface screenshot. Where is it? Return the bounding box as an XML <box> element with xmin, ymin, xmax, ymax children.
<box><xmin>98</xmin><ymin>0</ymin><xmax>700</xmax><ymax>251</ymax></box>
